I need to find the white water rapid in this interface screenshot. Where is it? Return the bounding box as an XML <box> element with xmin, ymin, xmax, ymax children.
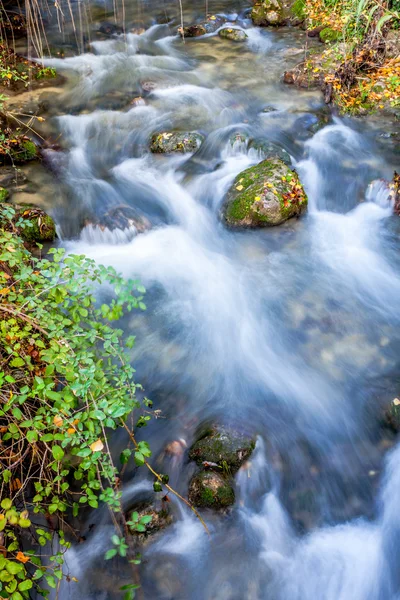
<box><xmin>43</xmin><ymin>4</ymin><xmax>400</xmax><ymax>598</ymax></box>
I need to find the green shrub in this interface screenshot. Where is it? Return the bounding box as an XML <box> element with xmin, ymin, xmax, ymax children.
<box><xmin>0</xmin><ymin>206</ymin><xmax>152</xmax><ymax>597</ymax></box>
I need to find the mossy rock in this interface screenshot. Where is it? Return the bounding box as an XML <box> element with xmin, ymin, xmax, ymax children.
<box><xmin>10</xmin><ymin>139</ymin><xmax>38</xmax><ymax>164</ymax></box>
<box><xmin>189</xmin><ymin>425</ymin><xmax>255</xmax><ymax>474</ymax></box>
<box><xmin>251</xmin><ymin>0</ymin><xmax>285</xmax><ymax>26</ymax></box>
<box><xmin>0</xmin><ymin>186</ymin><xmax>10</xmax><ymax>202</ymax></box>
<box><xmin>17</xmin><ymin>206</ymin><xmax>56</xmax><ymax>243</ymax></box>
<box><xmin>188</xmin><ymin>471</ymin><xmax>235</xmax><ymax>509</ymax></box>
<box><xmin>150</xmin><ymin>132</ymin><xmax>203</xmax><ymax>154</ymax></box>
<box><xmin>223</xmin><ymin>157</ymin><xmax>307</xmax><ymax>228</ymax></box>
<box><xmin>319</xmin><ymin>27</ymin><xmax>341</xmax><ymax>44</ymax></box>
<box><xmin>179</xmin><ymin>24</ymin><xmax>207</xmax><ymax>37</ymax></box>
<box><xmin>218</xmin><ymin>28</ymin><xmax>247</xmax><ymax>42</ymax></box>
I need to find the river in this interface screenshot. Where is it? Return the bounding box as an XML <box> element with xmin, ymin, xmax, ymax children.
<box><xmin>29</xmin><ymin>1</ymin><xmax>400</xmax><ymax>597</ymax></box>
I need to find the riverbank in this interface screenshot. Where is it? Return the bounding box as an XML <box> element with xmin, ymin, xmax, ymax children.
<box><xmin>280</xmin><ymin>0</ymin><xmax>400</xmax><ymax>115</ymax></box>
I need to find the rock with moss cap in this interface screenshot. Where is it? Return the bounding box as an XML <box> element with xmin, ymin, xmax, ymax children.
<box><xmin>189</xmin><ymin>425</ymin><xmax>255</xmax><ymax>474</ymax></box>
<box><xmin>188</xmin><ymin>471</ymin><xmax>235</xmax><ymax>509</ymax></box>
<box><xmin>223</xmin><ymin>157</ymin><xmax>307</xmax><ymax>228</ymax></box>
<box><xmin>11</xmin><ymin>139</ymin><xmax>38</xmax><ymax>163</ymax></box>
<box><xmin>251</xmin><ymin>0</ymin><xmax>285</xmax><ymax>26</ymax></box>
<box><xmin>219</xmin><ymin>28</ymin><xmax>248</xmax><ymax>42</ymax></box>
<box><xmin>150</xmin><ymin>132</ymin><xmax>204</xmax><ymax>154</ymax></box>
<box><xmin>17</xmin><ymin>206</ymin><xmax>56</xmax><ymax>243</ymax></box>
<box><xmin>319</xmin><ymin>27</ymin><xmax>341</xmax><ymax>44</ymax></box>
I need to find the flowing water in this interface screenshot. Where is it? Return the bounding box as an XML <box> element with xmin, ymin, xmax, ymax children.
<box><xmin>31</xmin><ymin>1</ymin><xmax>400</xmax><ymax>597</ymax></box>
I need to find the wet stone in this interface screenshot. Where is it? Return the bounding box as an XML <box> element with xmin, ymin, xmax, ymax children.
<box><xmin>251</xmin><ymin>0</ymin><xmax>285</xmax><ymax>26</ymax></box>
<box><xmin>188</xmin><ymin>470</ymin><xmax>235</xmax><ymax>509</ymax></box>
<box><xmin>219</xmin><ymin>28</ymin><xmax>248</xmax><ymax>42</ymax></box>
<box><xmin>223</xmin><ymin>157</ymin><xmax>307</xmax><ymax>228</ymax></box>
<box><xmin>150</xmin><ymin>132</ymin><xmax>204</xmax><ymax>154</ymax></box>
<box><xmin>127</xmin><ymin>502</ymin><xmax>173</xmax><ymax>539</ymax></box>
<box><xmin>189</xmin><ymin>425</ymin><xmax>255</xmax><ymax>474</ymax></box>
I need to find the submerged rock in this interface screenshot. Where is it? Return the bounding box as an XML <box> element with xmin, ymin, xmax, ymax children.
<box><xmin>223</xmin><ymin>157</ymin><xmax>307</xmax><ymax>228</ymax></box>
<box><xmin>150</xmin><ymin>132</ymin><xmax>203</xmax><ymax>154</ymax></box>
<box><xmin>127</xmin><ymin>502</ymin><xmax>173</xmax><ymax>539</ymax></box>
<box><xmin>98</xmin><ymin>21</ymin><xmax>123</xmax><ymax>36</ymax></box>
<box><xmin>189</xmin><ymin>425</ymin><xmax>255</xmax><ymax>474</ymax></box>
<box><xmin>94</xmin><ymin>205</ymin><xmax>150</xmax><ymax>233</ymax></box>
<box><xmin>218</xmin><ymin>28</ymin><xmax>248</xmax><ymax>42</ymax></box>
<box><xmin>188</xmin><ymin>471</ymin><xmax>235</xmax><ymax>509</ymax></box>
<box><xmin>251</xmin><ymin>0</ymin><xmax>285</xmax><ymax>26</ymax></box>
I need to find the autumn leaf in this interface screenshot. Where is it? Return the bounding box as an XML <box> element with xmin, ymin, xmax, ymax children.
<box><xmin>53</xmin><ymin>415</ymin><xmax>63</xmax><ymax>428</ymax></box>
<box><xmin>90</xmin><ymin>439</ymin><xmax>104</xmax><ymax>452</ymax></box>
<box><xmin>67</xmin><ymin>427</ymin><xmax>75</xmax><ymax>434</ymax></box>
<box><xmin>16</xmin><ymin>551</ymin><xmax>29</xmax><ymax>563</ymax></box>
<box><xmin>236</xmin><ymin>185</ymin><xmax>243</xmax><ymax>191</ymax></box>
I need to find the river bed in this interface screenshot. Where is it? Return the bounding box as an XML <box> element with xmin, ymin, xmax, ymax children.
<box><xmin>17</xmin><ymin>1</ymin><xmax>400</xmax><ymax>598</ymax></box>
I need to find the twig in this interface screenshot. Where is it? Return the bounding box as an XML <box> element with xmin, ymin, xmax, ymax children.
<box><xmin>120</xmin><ymin>420</ymin><xmax>210</xmax><ymax>535</ymax></box>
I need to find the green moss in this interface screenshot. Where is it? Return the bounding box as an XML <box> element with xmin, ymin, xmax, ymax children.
<box><xmin>201</xmin><ymin>488</ymin><xmax>215</xmax><ymax>505</ymax></box>
<box><xmin>216</xmin><ymin>484</ymin><xmax>235</xmax><ymax>506</ymax></box>
<box><xmin>21</xmin><ymin>140</ymin><xmax>37</xmax><ymax>161</ymax></box>
<box><xmin>319</xmin><ymin>27</ymin><xmax>341</xmax><ymax>43</ymax></box>
<box><xmin>0</xmin><ymin>187</ymin><xmax>10</xmax><ymax>202</ymax></box>
<box><xmin>10</xmin><ymin>139</ymin><xmax>38</xmax><ymax>164</ymax></box>
<box><xmin>291</xmin><ymin>0</ymin><xmax>306</xmax><ymax>19</ymax></box>
<box><xmin>224</xmin><ymin>158</ymin><xmax>307</xmax><ymax>227</ymax></box>
<box><xmin>19</xmin><ymin>210</ymin><xmax>56</xmax><ymax>243</ymax></box>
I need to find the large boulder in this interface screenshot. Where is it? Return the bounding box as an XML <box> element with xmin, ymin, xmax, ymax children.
<box><xmin>223</xmin><ymin>157</ymin><xmax>307</xmax><ymax>228</ymax></box>
<box><xmin>188</xmin><ymin>471</ymin><xmax>235</xmax><ymax>509</ymax></box>
<box><xmin>218</xmin><ymin>28</ymin><xmax>248</xmax><ymax>42</ymax></box>
<box><xmin>189</xmin><ymin>425</ymin><xmax>255</xmax><ymax>474</ymax></box>
<box><xmin>251</xmin><ymin>0</ymin><xmax>285</xmax><ymax>26</ymax></box>
<box><xmin>150</xmin><ymin>132</ymin><xmax>203</xmax><ymax>154</ymax></box>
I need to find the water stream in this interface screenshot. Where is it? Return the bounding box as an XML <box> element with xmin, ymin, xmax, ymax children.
<box><xmin>33</xmin><ymin>2</ymin><xmax>400</xmax><ymax>597</ymax></box>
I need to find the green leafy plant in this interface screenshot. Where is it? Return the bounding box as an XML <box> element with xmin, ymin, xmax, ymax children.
<box><xmin>0</xmin><ymin>206</ymin><xmax>155</xmax><ymax>596</ymax></box>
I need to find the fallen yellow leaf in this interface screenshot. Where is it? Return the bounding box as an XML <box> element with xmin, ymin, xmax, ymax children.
<box><xmin>236</xmin><ymin>185</ymin><xmax>243</xmax><ymax>191</ymax></box>
<box><xmin>53</xmin><ymin>415</ymin><xmax>63</xmax><ymax>428</ymax></box>
<box><xmin>90</xmin><ymin>439</ymin><xmax>104</xmax><ymax>452</ymax></box>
